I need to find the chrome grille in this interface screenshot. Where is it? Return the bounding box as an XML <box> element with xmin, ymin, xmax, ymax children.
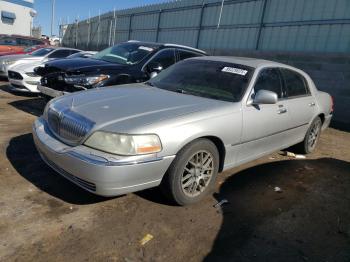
<box><xmin>48</xmin><ymin>108</ymin><xmax>94</xmax><ymax>145</ymax></box>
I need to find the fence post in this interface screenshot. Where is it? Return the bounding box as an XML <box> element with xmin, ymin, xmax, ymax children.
<box><xmin>255</xmin><ymin>0</ymin><xmax>268</xmax><ymax>50</ymax></box>
<box><xmin>108</xmin><ymin>19</ymin><xmax>113</xmax><ymax>46</ymax></box>
<box><xmin>155</xmin><ymin>9</ymin><xmax>162</xmax><ymax>42</ymax></box>
<box><xmin>97</xmin><ymin>11</ymin><xmax>101</xmax><ymax>50</ymax></box>
<box><xmin>87</xmin><ymin>20</ymin><xmax>90</xmax><ymax>49</ymax></box>
<box><xmin>75</xmin><ymin>21</ymin><xmax>78</xmax><ymax>48</ymax></box>
<box><xmin>196</xmin><ymin>2</ymin><xmax>205</xmax><ymax>48</ymax></box>
<box><xmin>128</xmin><ymin>14</ymin><xmax>133</xmax><ymax>40</ymax></box>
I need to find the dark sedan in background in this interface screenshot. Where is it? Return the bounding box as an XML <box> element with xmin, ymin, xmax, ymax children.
<box><xmin>36</xmin><ymin>41</ymin><xmax>206</xmax><ymax>99</ymax></box>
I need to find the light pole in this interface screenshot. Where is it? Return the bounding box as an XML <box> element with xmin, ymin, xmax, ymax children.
<box><xmin>51</xmin><ymin>0</ymin><xmax>56</xmax><ymax>36</ymax></box>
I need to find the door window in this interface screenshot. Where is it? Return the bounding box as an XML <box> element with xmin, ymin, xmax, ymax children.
<box><xmin>148</xmin><ymin>49</ymin><xmax>175</xmax><ymax>70</ymax></box>
<box><xmin>281</xmin><ymin>69</ymin><xmax>310</xmax><ymax>98</ymax></box>
<box><xmin>254</xmin><ymin>68</ymin><xmax>283</xmax><ymax>98</ymax></box>
<box><xmin>48</xmin><ymin>49</ymin><xmax>73</xmax><ymax>58</ymax></box>
<box><xmin>177</xmin><ymin>49</ymin><xmax>201</xmax><ymax>61</ymax></box>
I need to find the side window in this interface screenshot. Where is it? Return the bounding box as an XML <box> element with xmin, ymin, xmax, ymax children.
<box><xmin>16</xmin><ymin>38</ymin><xmax>33</xmax><ymax>46</ymax></box>
<box><xmin>177</xmin><ymin>50</ymin><xmax>201</xmax><ymax>61</ymax></box>
<box><xmin>33</xmin><ymin>39</ymin><xmax>44</xmax><ymax>45</ymax></box>
<box><xmin>0</xmin><ymin>37</ymin><xmax>16</xmax><ymax>45</ymax></box>
<box><xmin>281</xmin><ymin>69</ymin><xmax>309</xmax><ymax>98</ymax></box>
<box><xmin>48</xmin><ymin>50</ymin><xmax>72</xmax><ymax>58</ymax></box>
<box><xmin>254</xmin><ymin>68</ymin><xmax>283</xmax><ymax>98</ymax></box>
<box><xmin>148</xmin><ymin>49</ymin><xmax>175</xmax><ymax>70</ymax></box>
<box><xmin>69</xmin><ymin>50</ymin><xmax>80</xmax><ymax>55</ymax></box>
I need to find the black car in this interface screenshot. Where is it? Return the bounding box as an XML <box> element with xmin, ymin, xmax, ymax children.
<box><xmin>36</xmin><ymin>41</ymin><xmax>206</xmax><ymax>98</ymax></box>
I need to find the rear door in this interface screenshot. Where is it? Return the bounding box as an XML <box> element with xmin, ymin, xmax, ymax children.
<box><xmin>237</xmin><ymin>68</ymin><xmax>292</xmax><ymax>164</ymax></box>
<box><xmin>280</xmin><ymin>68</ymin><xmax>316</xmax><ymax>141</ymax></box>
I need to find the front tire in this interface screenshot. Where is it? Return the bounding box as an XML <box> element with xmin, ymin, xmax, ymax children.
<box><xmin>161</xmin><ymin>139</ymin><xmax>219</xmax><ymax>206</ymax></box>
<box><xmin>297</xmin><ymin>116</ymin><xmax>322</xmax><ymax>154</ymax></box>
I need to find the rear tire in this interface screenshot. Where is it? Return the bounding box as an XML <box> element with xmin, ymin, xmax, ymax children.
<box><xmin>295</xmin><ymin>116</ymin><xmax>322</xmax><ymax>154</ymax></box>
<box><xmin>161</xmin><ymin>139</ymin><xmax>219</xmax><ymax>206</ymax></box>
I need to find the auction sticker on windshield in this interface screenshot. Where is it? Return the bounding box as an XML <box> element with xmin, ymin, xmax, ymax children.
<box><xmin>221</xmin><ymin>67</ymin><xmax>248</xmax><ymax>76</ymax></box>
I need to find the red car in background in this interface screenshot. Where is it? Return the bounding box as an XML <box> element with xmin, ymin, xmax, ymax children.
<box><xmin>0</xmin><ymin>45</ymin><xmax>47</xmax><ymax>56</ymax></box>
<box><xmin>0</xmin><ymin>35</ymin><xmax>49</xmax><ymax>54</ymax></box>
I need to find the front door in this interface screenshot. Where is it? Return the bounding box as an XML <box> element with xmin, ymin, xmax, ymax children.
<box><xmin>237</xmin><ymin>68</ymin><xmax>292</xmax><ymax>165</ymax></box>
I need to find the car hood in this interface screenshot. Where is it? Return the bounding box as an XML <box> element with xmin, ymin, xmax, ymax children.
<box><xmin>11</xmin><ymin>60</ymin><xmax>43</xmax><ymax>73</ymax></box>
<box><xmin>51</xmin><ymin>84</ymin><xmax>231</xmax><ymax>133</ymax></box>
<box><xmin>43</xmin><ymin>58</ymin><xmax>127</xmax><ymax>74</ymax></box>
<box><xmin>0</xmin><ymin>54</ymin><xmax>30</xmax><ymax>62</ymax></box>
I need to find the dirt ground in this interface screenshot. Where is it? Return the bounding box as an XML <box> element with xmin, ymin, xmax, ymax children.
<box><xmin>0</xmin><ymin>81</ymin><xmax>349</xmax><ymax>262</ymax></box>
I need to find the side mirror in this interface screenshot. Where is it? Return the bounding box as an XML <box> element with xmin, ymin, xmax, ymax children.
<box><xmin>253</xmin><ymin>90</ymin><xmax>278</xmax><ymax>105</ymax></box>
<box><xmin>147</xmin><ymin>62</ymin><xmax>163</xmax><ymax>74</ymax></box>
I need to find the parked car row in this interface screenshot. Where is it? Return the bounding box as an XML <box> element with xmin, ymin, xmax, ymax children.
<box><xmin>0</xmin><ymin>34</ymin><xmax>49</xmax><ymax>55</ymax></box>
<box><xmin>1</xmin><ymin>48</ymin><xmax>96</xmax><ymax>92</ymax></box>
<box><xmin>0</xmin><ymin>40</ymin><xmax>333</xmax><ymax>205</ymax></box>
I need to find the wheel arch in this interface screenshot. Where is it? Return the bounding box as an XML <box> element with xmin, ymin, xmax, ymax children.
<box><xmin>172</xmin><ymin>135</ymin><xmax>226</xmax><ymax>173</ymax></box>
<box><xmin>317</xmin><ymin>113</ymin><xmax>325</xmax><ymax>124</ymax></box>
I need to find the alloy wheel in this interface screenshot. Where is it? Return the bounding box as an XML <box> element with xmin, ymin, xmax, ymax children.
<box><xmin>181</xmin><ymin>150</ymin><xmax>214</xmax><ymax>197</ymax></box>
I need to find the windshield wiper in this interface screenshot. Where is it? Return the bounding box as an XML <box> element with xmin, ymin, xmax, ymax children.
<box><xmin>176</xmin><ymin>89</ymin><xmax>189</xmax><ymax>94</ymax></box>
<box><xmin>144</xmin><ymin>82</ymin><xmax>155</xmax><ymax>87</ymax></box>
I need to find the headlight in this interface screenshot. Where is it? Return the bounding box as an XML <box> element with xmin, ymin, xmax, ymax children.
<box><xmin>84</xmin><ymin>131</ymin><xmax>162</xmax><ymax>155</ymax></box>
<box><xmin>64</xmin><ymin>74</ymin><xmax>109</xmax><ymax>86</ymax></box>
<box><xmin>3</xmin><ymin>60</ymin><xmax>15</xmax><ymax>65</ymax></box>
<box><xmin>25</xmin><ymin>72</ymin><xmax>38</xmax><ymax>77</ymax></box>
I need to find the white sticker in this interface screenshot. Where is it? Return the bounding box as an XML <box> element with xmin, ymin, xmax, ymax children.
<box><xmin>221</xmin><ymin>66</ymin><xmax>248</xmax><ymax>76</ymax></box>
<box><xmin>138</xmin><ymin>46</ymin><xmax>154</xmax><ymax>52</ymax></box>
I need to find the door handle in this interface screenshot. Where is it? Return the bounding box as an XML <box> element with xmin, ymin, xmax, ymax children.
<box><xmin>278</xmin><ymin>108</ymin><xmax>287</xmax><ymax>114</ymax></box>
<box><xmin>309</xmin><ymin>102</ymin><xmax>316</xmax><ymax>107</ymax></box>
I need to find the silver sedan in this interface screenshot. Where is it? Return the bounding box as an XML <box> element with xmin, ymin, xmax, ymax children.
<box><xmin>33</xmin><ymin>57</ymin><xmax>333</xmax><ymax>205</ymax></box>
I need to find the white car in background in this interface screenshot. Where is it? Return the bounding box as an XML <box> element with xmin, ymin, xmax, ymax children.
<box><xmin>7</xmin><ymin>47</ymin><xmax>81</xmax><ymax>93</ymax></box>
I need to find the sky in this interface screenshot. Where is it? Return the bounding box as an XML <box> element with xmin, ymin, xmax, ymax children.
<box><xmin>33</xmin><ymin>0</ymin><xmax>167</xmax><ymax>36</ymax></box>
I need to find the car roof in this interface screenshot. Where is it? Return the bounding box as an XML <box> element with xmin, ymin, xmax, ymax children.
<box><xmin>126</xmin><ymin>40</ymin><xmax>206</xmax><ymax>54</ymax></box>
<box><xmin>191</xmin><ymin>56</ymin><xmax>291</xmax><ymax>69</ymax></box>
<box><xmin>51</xmin><ymin>47</ymin><xmax>81</xmax><ymax>51</ymax></box>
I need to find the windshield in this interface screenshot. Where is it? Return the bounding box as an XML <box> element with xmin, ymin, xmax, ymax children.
<box><xmin>148</xmin><ymin>60</ymin><xmax>254</xmax><ymax>102</ymax></box>
<box><xmin>91</xmin><ymin>43</ymin><xmax>156</xmax><ymax>65</ymax></box>
<box><xmin>30</xmin><ymin>48</ymin><xmax>54</xmax><ymax>57</ymax></box>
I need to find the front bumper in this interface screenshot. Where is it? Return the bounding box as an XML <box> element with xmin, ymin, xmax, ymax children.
<box><xmin>9</xmin><ymin>76</ymin><xmax>40</xmax><ymax>93</ymax></box>
<box><xmin>33</xmin><ymin>118</ymin><xmax>175</xmax><ymax>196</ymax></box>
<box><xmin>38</xmin><ymin>84</ymin><xmax>70</xmax><ymax>98</ymax></box>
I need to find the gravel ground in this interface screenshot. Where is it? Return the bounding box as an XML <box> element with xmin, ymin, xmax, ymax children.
<box><xmin>0</xmin><ymin>82</ymin><xmax>349</xmax><ymax>262</ymax></box>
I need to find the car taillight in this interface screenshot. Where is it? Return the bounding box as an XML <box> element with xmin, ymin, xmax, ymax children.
<box><xmin>330</xmin><ymin>96</ymin><xmax>334</xmax><ymax>113</ymax></box>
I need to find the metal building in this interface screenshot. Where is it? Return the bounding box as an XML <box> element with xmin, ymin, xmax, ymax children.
<box><xmin>62</xmin><ymin>0</ymin><xmax>350</xmax><ymax>53</ymax></box>
<box><xmin>0</xmin><ymin>0</ymin><xmax>36</xmax><ymax>36</ymax></box>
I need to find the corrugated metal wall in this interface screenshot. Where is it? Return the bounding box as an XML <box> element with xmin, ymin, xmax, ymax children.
<box><xmin>62</xmin><ymin>0</ymin><xmax>350</xmax><ymax>53</ymax></box>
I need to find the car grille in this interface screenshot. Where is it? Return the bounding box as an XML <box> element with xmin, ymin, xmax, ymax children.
<box><xmin>40</xmin><ymin>152</ymin><xmax>96</xmax><ymax>192</ymax></box>
<box><xmin>41</xmin><ymin>72</ymin><xmax>66</xmax><ymax>91</ymax></box>
<box><xmin>8</xmin><ymin>70</ymin><xmax>23</xmax><ymax>80</ymax></box>
<box><xmin>48</xmin><ymin>108</ymin><xmax>94</xmax><ymax>145</ymax></box>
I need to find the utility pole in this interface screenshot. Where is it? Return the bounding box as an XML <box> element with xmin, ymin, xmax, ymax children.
<box><xmin>51</xmin><ymin>0</ymin><xmax>56</xmax><ymax>36</ymax></box>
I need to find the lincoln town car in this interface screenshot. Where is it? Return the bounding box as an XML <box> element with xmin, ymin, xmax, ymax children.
<box><xmin>33</xmin><ymin>57</ymin><xmax>333</xmax><ymax>205</ymax></box>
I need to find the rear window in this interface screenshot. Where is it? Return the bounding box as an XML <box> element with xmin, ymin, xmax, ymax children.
<box><xmin>149</xmin><ymin>59</ymin><xmax>253</xmax><ymax>102</ymax></box>
<box><xmin>281</xmin><ymin>69</ymin><xmax>310</xmax><ymax>97</ymax></box>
